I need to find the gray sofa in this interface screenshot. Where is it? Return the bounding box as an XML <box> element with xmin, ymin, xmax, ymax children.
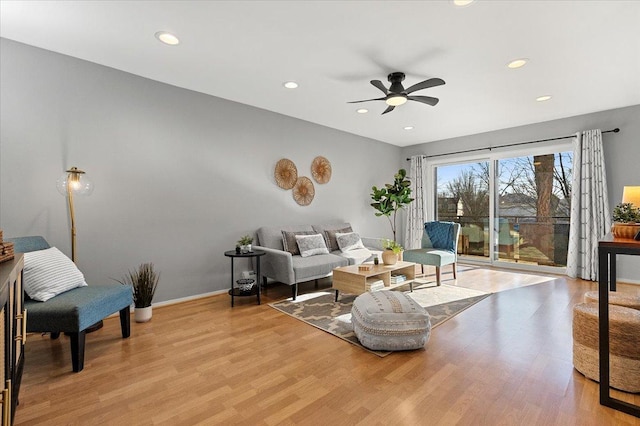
<box><xmin>255</xmin><ymin>222</ymin><xmax>382</xmax><ymax>300</ymax></box>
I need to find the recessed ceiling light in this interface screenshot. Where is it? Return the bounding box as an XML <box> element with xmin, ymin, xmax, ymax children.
<box><xmin>155</xmin><ymin>31</ymin><xmax>180</xmax><ymax>46</ymax></box>
<box><xmin>507</xmin><ymin>58</ymin><xmax>528</xmax><ymax>69</ymax></box>
<box><xmin>453</xmin><ymin>0</ymin><xmax>475</xmax><ymax>7</ymax></box>
<box><xmin>283</xmin><ymin>81</ymin><xmax>298</xmax><ymax>89</ymax></box>
<box><xmin>356</xmin><ymin>108</ymin><xmax>368</xmax><ymax>114</ymax></box>
<box><xmin>404</xmin><ymin>126</ymin><xmax>414</xmax><ymax>131</ymax></box>
<box><xmin>536</xmin><ymin>95</ymin><xmax>552</xmax><ymax>102</ymax></box>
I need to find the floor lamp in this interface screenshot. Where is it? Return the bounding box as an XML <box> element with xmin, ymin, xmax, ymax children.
<box><xmin>56</xmin><ymin>167</ymin><xmax>94</xmax><ymax>262</ymax></box>
<box><xmin>57</xmin><ymin>167</ymin><xmax>101</xmax><ymax>331</ymax></box>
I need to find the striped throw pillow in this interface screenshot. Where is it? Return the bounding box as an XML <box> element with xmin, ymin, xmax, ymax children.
<box><xmin>23</xmin><ymin>247</ymin><xmax>88</xmax><ymax>302</ymax></box>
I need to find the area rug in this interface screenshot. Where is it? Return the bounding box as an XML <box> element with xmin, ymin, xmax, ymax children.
<box><xmin>269</xmin><ymin>285</ymin><xmax>491</xmax><ymax>357</ymax></box>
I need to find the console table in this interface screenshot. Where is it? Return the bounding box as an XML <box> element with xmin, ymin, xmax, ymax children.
<box><xmin>598</xmin><ymin>234</ymin><xmax>640</xmax><ymax>418</ymax></box>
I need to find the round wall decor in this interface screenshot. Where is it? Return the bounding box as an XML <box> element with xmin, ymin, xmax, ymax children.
<box><xmin>274</xmin><ymin>158</ymin><xmax>298</xmax><ymax>190</ymax></box>
<box><xmin>311</xmin><ymin>156</ymin><xmax>332</xmax><ymax>184</ymax></box>
<box><xmin>292</xmin><ymin>176</ymin><xmax>315</xmax><ymax>206</ymax></box>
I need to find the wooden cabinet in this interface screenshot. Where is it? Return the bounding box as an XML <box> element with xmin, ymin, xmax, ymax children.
<box><xmin>0</xmin><ymin>255</ymin><xmax>25</xmax><ymax>425</ymax></box>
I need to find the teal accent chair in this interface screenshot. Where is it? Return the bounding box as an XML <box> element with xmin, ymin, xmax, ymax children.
<box><xmin>403</xmin><ymin>221</ymin><xmax>461</xmax><ymax>286</ymax></box>
<box><xmin>7</xmin><ymin>236</ymin><xmax>132</xmax><ymax>372</ymax></box>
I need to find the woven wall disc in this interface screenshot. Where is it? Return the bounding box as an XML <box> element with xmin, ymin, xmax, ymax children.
<box><xmin>311</xmin><ymin>156</ymin><xmax>332</xmax><ymax>184</ymax></box>
<box><xmin>274</xmin><ymin>158</ymin><xmax>298</xmax><ymax>190</ymax></box>
<box><xmin>292</xmin><ymin>176</ymin><xmax>315</xmax><ymax>206</ymax></box>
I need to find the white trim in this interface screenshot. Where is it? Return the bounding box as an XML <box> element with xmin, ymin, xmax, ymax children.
<box><xmin>152</xmin><ymin>289</ymin><xmax>229</xmax><ymax>308</ymax></box>
<box><xmin>105</xmin><ymin>289</ymin><xmax>229</xmax><ymax>318</ymax></box>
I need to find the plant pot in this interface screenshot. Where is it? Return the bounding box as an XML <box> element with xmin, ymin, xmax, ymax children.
<box><xmin>134</xmin><ymin>306</ymin><xmax>152</xmax><ymax>323</ymax></box>
<box><xmin>611</xmin><ymin>222</ymin><xmax>640</xmax><ymax>239</ymax></box>
<box><xmin>397</xmin><ymin>250</ymin><xmax>403</xmax><ymax>262</ymax></box>
<box><xmin>240</xmin><ymin>244</ymin><xmax>252</xmax><ymax>253</ymax></box>
<box><xmin>381</xmin><ymin>250</ymin><xmax>398</xmax><ymax>266</ymax></box>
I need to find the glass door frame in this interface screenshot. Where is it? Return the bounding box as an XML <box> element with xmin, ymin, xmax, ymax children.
<box><xmin>425</xmin><ymin>140</ymin><xmax>572</xmax><ymax>274</ymax></box>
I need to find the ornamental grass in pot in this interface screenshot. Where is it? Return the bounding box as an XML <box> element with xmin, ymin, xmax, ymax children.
<box><xmin>117</xmin><ymin>262</ymin><xmax>160</xmax><ymax>323</ymax></box>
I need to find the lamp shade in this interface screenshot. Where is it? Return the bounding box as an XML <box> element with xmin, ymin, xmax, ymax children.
<box><xmin>622</xmin><ymin>186</ymin><xmax>640</xmax><ymax>208</ymax></box>
<box><xmin>56</xmin><ymin>167</ymin><xmax>94</xmax><ymax>197</ymax></box>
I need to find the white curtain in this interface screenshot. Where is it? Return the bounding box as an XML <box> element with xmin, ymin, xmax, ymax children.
<box><xmin>566</xmin><ymin>129</ymin><xmax>611</xmax><ymax>280</ymax></box>
<box><xmin>404</xmin><ymin>155</ymin><xmax>428</xmax><ymax>249</ymax></box>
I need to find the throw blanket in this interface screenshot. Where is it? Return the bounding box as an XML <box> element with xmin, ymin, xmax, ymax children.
<box><xmin>425</xmin><ymin>221</ymin><xmax>455</xmax><ymax>251</ymax></box>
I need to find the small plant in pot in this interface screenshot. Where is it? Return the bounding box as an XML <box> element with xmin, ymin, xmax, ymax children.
<box><xmin>381</xmin><ymin>239</ymin><xmax>403</xmax><ymax>265</ymax></box>
<box><xmin>117</xmin><ymin>263</ymin><xmax>159</xmax><ymax>323</ymax></box>
<box><xmin>237</xmin><ymin>235</ymin><xmax>253</xmax><ymax>253</ymax></box>
<box><xmin>612</xmin><ymin>202</ymin><xmax>640</xmax><ymax>238</ymax></box>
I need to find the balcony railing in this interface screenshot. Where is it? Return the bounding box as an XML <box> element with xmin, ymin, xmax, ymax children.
<box><xmin>438</xmin><ymin>215</ymin><xmax>570</xmax><ymax>267</ymax></box>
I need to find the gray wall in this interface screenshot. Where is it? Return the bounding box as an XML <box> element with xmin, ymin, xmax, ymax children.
<box><xmin>402</xmin><ymin>104</ymin><xmax>640</xmax><ymax>283</ymax></box>
<box><xmin>0</xmin><ymin>39</ymin><xmax>402</xmax><ymax>302</ymax></box>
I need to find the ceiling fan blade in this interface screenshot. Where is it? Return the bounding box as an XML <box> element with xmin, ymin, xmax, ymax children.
<box><xmin>404</xmin><ymin>78</ymin><xmax>445</xmax><ymax>95</ymax></box>
<box><xmin>347</xmin><ymin>97</ymin><xmax>387</xmax><ymax>104</ymax></box>
<box><xmin>370</xmin><ymin>80</ymin><xmax>389</xmax><ymax>95</ymax></box>
<box><xmin>381</xmin><ymin>105</ymin><xmax>395</xmax><ymax>115</ymax></box>
<box><xmin>408</xmin><ymin>95</ymin><xmax>440</xmax><ymax>106</ymax></box>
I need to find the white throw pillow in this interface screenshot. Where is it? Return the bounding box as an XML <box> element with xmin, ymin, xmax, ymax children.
<box><xmin>295</xmin><ymin>234</ymin><xmax>330</xmax><ymax>258</ymax></box>
<box><xmin>335</xmin><ymin>232</ymin><xmax>366</xmax><ymax>252</ymax></box>
<box><xmin>23</xmin><ymin>247</ymin><xmax>88</xmax><ymax>302</ymax></box>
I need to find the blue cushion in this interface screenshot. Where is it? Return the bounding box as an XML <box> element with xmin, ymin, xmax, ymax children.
<box><xmin>403</xmin><ymin>249</ymin><xmax>456</xmax><ymax>267</ymax></box>
<box><xmin>25</xmin><ymin>285</ymin><xmax>132</xmax><ymax>332</ymax></box>
<box><xmin>7</xmin><ymin>236</ymin><xmax>50</xmax><ymax>253</ymax></box>
<box><xmin>424</xmin><ymin>222</ymin><xmax>455</xmax><ymax>251</ymax></box>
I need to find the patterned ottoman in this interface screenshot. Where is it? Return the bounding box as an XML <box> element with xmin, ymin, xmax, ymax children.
<box><xmin>351</xmin><ymin>290</ymin><xmax>431</xmax><ymax>351</ymax></box>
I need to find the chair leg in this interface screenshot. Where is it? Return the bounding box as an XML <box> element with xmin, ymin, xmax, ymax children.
<box><xmin>69</xmin><ymin>331</ymin><xmax>86</xmax><ymax>373</ymax></box>
<box><xmin>453</xmin><ymin>262</ymin><xmax>457</xmax><ymax>279</ymax></box>
<box><xmin>119</xmin><ymin>306</ymin><xmax>131</xmax><ymax>338</ymax></box>
<box><xmin>315</xmin><ymin>279</ymin><xmax>319</xmax><ymax>289</ymax></box>
<box><xmin>291</xmin><ymin>284</ymin><xmax>298</xmax><ymax>301</ymax></box>
<box><xmin>436</xmin><ymin>267</ymin><xmax>441</xmax><ymax>286</ymax></box>
<box><xmin>50</xmin><ymin>332</ymin><xmax>60</xmax><ymax>340</ymax></box>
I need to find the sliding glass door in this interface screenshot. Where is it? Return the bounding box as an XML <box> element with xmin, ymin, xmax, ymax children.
<box><xmin>495</xmin><ymin>152</ymin><xmax>572</xmax><ymax>266</ymax></box>
<box><xmin>435</xmin><ymin>161</ymin><xmax>490</xmax><ymax>261</ymax></box>
<box><xmin>433</xmin><ymin>145</ymin><xmax>572</xmax><ymax>270</ymax></box>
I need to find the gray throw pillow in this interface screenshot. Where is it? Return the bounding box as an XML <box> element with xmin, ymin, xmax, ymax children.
<box><xmin>335</xmin><ymin>232</ymin><xmax>366</xmax><ymax>252</ymax></box>
<box><xmin>324</xmin><ymin>226</ymin><xmax>353</xmax><ymax>251</ymax></box>
<box><xmin>282</xmin><ymin>230</ymin><xmax>315</xmax><ymax>255</ymax></box>
<box><xmin>295</xmin><ymin>234</ymin><xmax>330</xmax><ymax>258</ymax></box>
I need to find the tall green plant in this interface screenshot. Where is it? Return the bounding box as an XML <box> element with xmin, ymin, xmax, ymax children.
<box><xmin>117</xmin><ymin>263</ymin><xmax>160</xmax><ymax>308</ymax></box>
<box><xmin>370</xmin><ymin>168</ymin><xmax>414</xmax><ymax>242</ymax></box>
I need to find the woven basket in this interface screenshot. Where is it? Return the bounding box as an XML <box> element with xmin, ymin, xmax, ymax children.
<box><xmin>611</xmin><ymin>223</ymin><xmax>640</xmax><ymax>239</ymax></box>
<box><xmin>0</xmin><ymin>241</ymin><xmax>14</xmax><ymax>264</ymax></box>
<box><xmin>572</xmin><ymin>302</ymin><xmax>640</xmax><ymax>393</ymax></box>
<box><xmin>583</xmin><ymin>291</ymin><xmax>640</xmax><ymax>310</ymax></box>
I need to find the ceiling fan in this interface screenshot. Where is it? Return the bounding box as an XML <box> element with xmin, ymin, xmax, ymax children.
<box><xmin>348</xmin><ymin>72</ymin><xmax>445</xmax><ymax>114</ymax></box>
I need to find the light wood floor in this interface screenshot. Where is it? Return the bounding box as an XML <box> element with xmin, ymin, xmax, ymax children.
<box><xmin>15</xmin><ymin>266</ymin><xmax>640</xmax><ymax>425</ymax></box>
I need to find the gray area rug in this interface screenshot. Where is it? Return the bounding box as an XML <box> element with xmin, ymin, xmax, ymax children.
<box><xmin>269</xmin><ymin>284</ymin><xmax>491</xmax><ymax>357</ymax></box>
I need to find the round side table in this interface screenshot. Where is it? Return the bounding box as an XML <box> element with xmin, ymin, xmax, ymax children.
<box><xmin>224</xmin><ymin>249</ymin><xmax>266</xmax><ymax>307</ymax></box>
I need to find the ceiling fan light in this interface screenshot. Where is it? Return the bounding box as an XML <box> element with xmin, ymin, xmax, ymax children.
<box><xmin>386</xmin><ymin>95</ymin><xmax>407</xmax><ymax>106</ymax></box>
<box><xmin>536</xmin><ymin>95</ymin><xmax>552</xmax><ymax>102</ymax></box>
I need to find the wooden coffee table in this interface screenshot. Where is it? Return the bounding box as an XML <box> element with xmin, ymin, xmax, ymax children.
<box><xmin>332</xmin><ymin>261</ymin><xmax>417</xmax><ymax>301</ymax></box>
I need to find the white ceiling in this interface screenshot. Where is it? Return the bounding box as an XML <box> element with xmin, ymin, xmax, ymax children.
<box><xmin>1</xmin><ymin>1</ymin><xmax>639</xmax><ymax>147</ymax></box>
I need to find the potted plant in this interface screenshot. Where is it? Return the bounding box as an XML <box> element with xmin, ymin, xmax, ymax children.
<box><xmin>237</xmin><ymin>235</ymin><xmax>254</xmax><ymax>253</ymax></box>
<box><xmin>370</xmin><ymin>168</ymin><xmax>414</xmax><ymax>244</ymax></box>
<box><xmin>117</xmin><ymin>263</ymin><xmax>160</xmax><ymax>323</ymax></box>
<box><xmin>612</xmin><ymin>202</ymin><xmax>640</xmax><ymax>239</ymax></box>
<box><xmin>381</xmin><ymin>238</ymin><xmax>403</xmax><ymax>265</ymax></box>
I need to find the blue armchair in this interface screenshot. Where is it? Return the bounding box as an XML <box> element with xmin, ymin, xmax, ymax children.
<box><xmin>403</xmin><ymin>221</ymin><xmax>461</xmax><ymax>286</ymax></box>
